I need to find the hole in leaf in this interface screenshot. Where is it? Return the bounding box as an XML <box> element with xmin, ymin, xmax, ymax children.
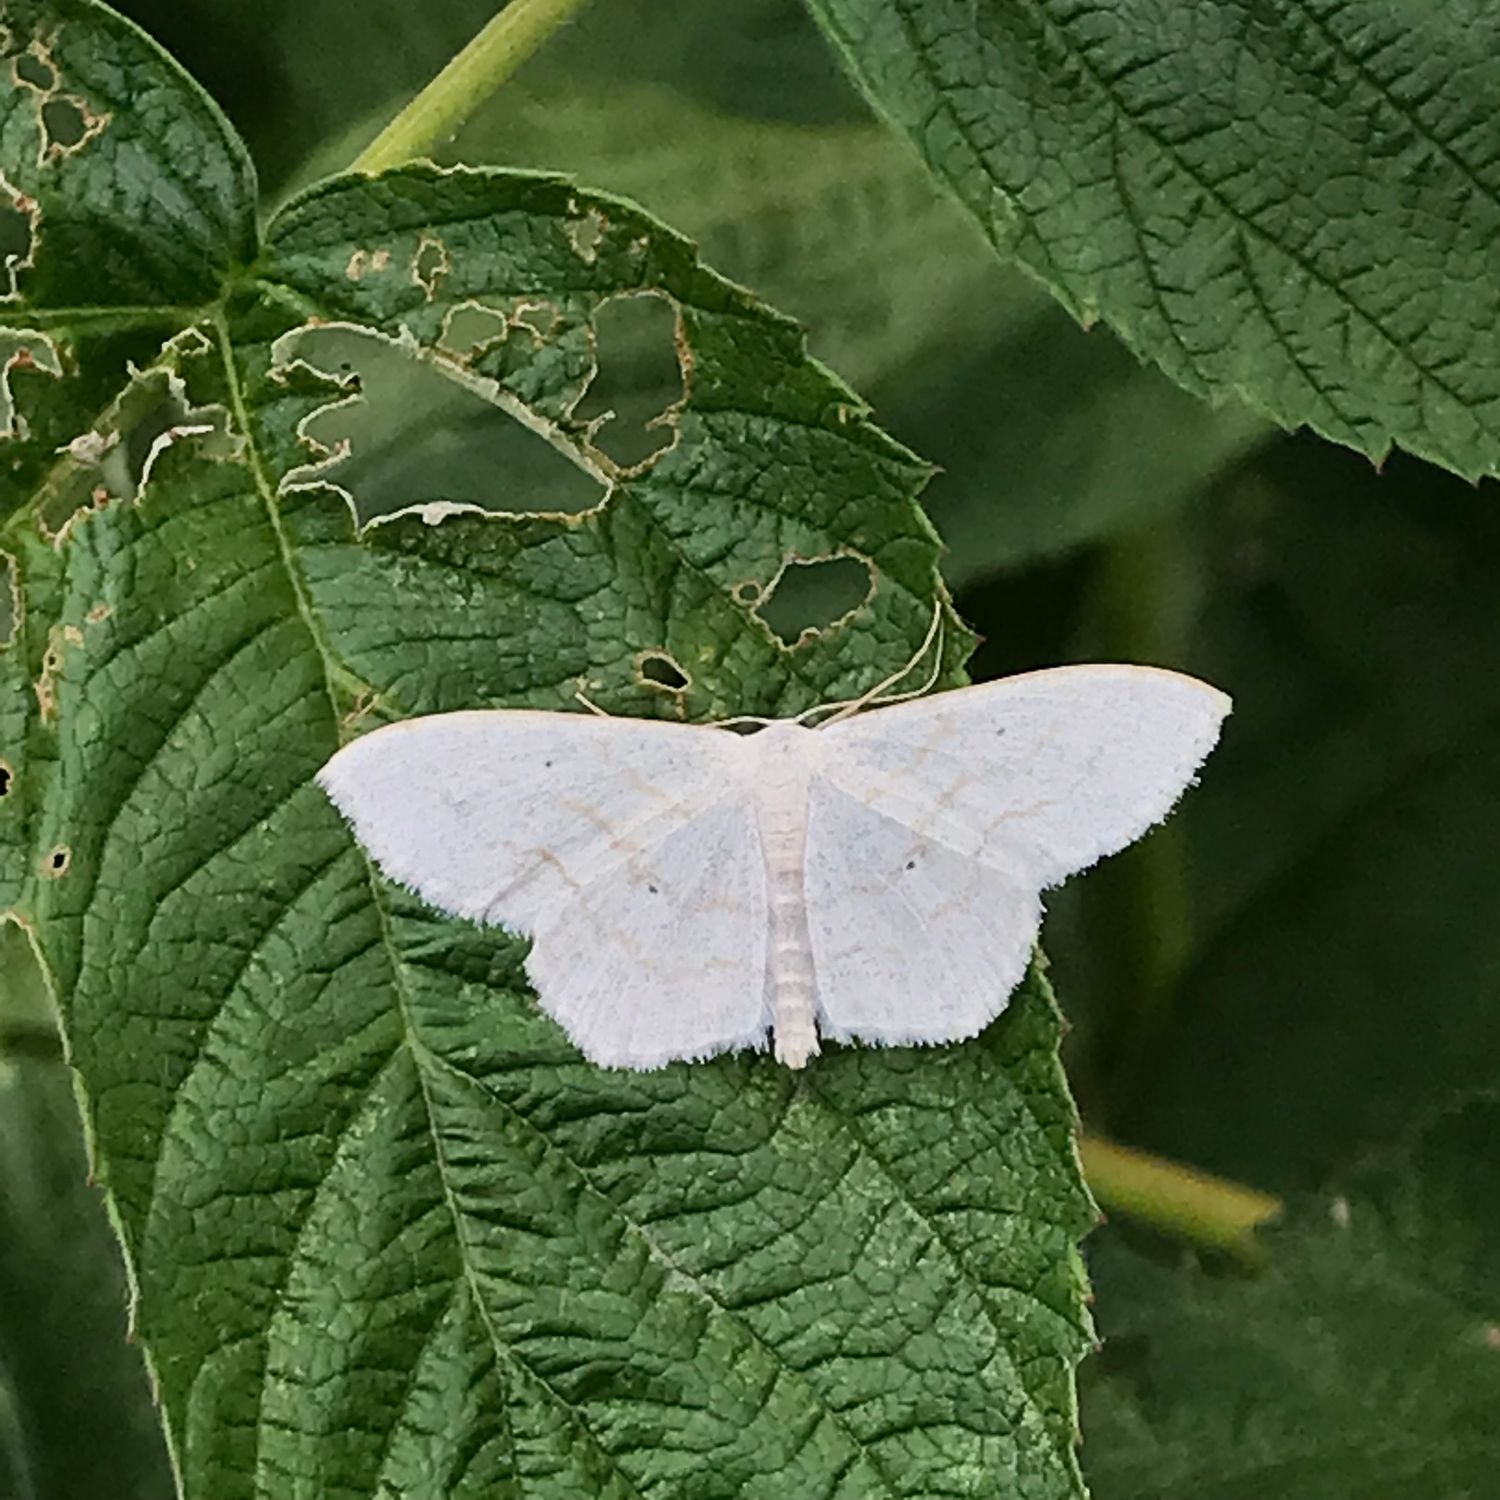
<box><xmin>1</xmin><ymin>334</ymin><xmax>60</xmax><ymax>440</ymax></box>
<box><xmin>0</xmin><ymin>192</ymin><xmax>36</xmax><ymax>300</ymax></box>
<box><xmin>755</xmin><ymin>555</ymin><xmax>875</xmax><ymax>646</ymax></box>
<box><xmin>14</xmin><ymin>51</ymin><xmax>53</xmax><ymax>90</ymax></box>
<box><xmin>65</xmin><ymin>391</ymin><xmax>178</xmax><ymax>503</ymax></box>
<box><xmin>0</xmin><ymin>199</ymin><xmax>31</xmax><ymax>262</ymax></box>
<box><xmin>41</xmin><ymin>95</ymin><xmax>87</xmax><ymax>150</ymax></box>
<box><xmin>0</xmin><ymin>760</ymin><xmax>11</xmax><ymax>796</ymax></box>
<box><xmin>116</xmin><ymin>397</ymin><xmax>186</xmax><ymax>484</ymax></box>
<box><xmin>282</xmin><ymin>327</ymin><xmax>604</xmax><ymax>520</ymax></box>
<box><xmin>574</xmin><ymin>294</ymin><xmax>682</xmax><ymax>469</ymax></box>
<box><xmin>43</xmin><ymin>845</ymin><xmax>69</xmax><ymax>877</ymax></box>
<box><xmin>512</xmin><ymin>301</ymin><xmax>562</xmax><ymax>342</ymax></box>
<box><xmin>441</xmin><ymin>304</ymin><xmax>510</xmax><ymax>360</ymax></box>
<box><xmin>731</xmin><ymin>580</ymin><xmax>763</xmax><ymax>607</ymax></box>
<box><xmin>37</xmin><ymin>367</ymin><xmax>229</xmax><ymax>533</ymax></box>
<box><xmin>637</xmin><ymin>651</ymin><xmax>688</xmax><ymax>692</ymax></box>
<box><xmin>413</xmin><ymin>235</ymin><xmax>450</xmax><ymax>300</ymax></box>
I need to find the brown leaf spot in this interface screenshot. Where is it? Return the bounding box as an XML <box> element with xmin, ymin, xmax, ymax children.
<box><xmin>33</xmin><ymin>635</ymin><xmax>62</xmax><ymax>721</ymax></box>
<box><xmin>345</xmin><ymin>248</ymin><xmax>392</xmax><ymax>282</ymax></box>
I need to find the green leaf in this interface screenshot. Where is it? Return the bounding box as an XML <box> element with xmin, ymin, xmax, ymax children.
<box><xmin>1081</xmin><ymin>1094</ymin><xmax>1500</xmax><ymax>1498</ymax></box>
<box><xmin>1</xmin><ymin>4</ymin><xmax>1096</xmax><ymax>1495</ymax></box>
<box><xmin>805</xmin><ymin>0</ymin><xmax>1500</xmax><ymax>481</ymax></box>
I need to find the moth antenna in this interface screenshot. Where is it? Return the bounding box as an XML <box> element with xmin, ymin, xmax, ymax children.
<box><xmin>574</xmin><ymin>684</ymin><xmax>613</xmax><ymax>718</ymax></box>
<box><xmin>803</xmin><ymin>600</ymin><xmax>946</xmax><ymax>727</ymax></box>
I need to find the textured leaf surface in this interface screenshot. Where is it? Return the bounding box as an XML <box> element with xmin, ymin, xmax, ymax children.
<box><xmin>806</xmin><ymin>0</ymin><xmax>1500</xmax><ymax>480</ymax></box>
<box><xmin>0</xmin><ymin>3</ymin><xmax>1095</xmax><ymax>1496</ymax></box>
<box><xmin>1081</xmin><ymin>1095</ymin><xmax>1500</xmax><ymax>1498</ymax></box>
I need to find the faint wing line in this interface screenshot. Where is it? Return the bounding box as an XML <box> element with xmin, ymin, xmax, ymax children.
<box><xmin>479</xmin><ymin>782</ymin><xmax>733</xmax><ymax>927</ymax></box>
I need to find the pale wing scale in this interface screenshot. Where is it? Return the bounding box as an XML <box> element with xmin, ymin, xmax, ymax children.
<box><xmin>525</xmin><ymin>794</ymin><xmax>770</xmax><ymax>1067</ymax></box>
<box><xmin>817</xmin><ymin>665</ymin><xmax>1230</xmax><ymax>890</ymax></box>
<box><xmin>802</xmin><ymin>777</ymin><xmax>1041</xmax><ymax>1047</ymax></box>
<box><xmin>803</xmin><ymin>665</ymin><xmax>1228</xmax><ymax>1046</ymax></box>
<box><xmin>318</xmin><ymin>711</ymin><xmax>770</xmax><ymax>1065</ymax></box>
<box><xmin>319</xmin><ymin>711</ymin><xmax>734</xmax><ymax>925</ymax></box>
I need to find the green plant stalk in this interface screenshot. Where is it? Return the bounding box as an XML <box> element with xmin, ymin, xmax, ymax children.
<box><xmin>1080</xmin><ymin>1133</ymin><xmax>1282</xmax><ymax>1265</ymax></box>
<box><xmin>1083</xmin><ymin>519</ymin><xmax>1200</xmax><ymax>1126</ymax></box>
<box><xmin>352</xmin><ymin>0</ymin><xmax>594</xmax><ymax>174</ymax></box>
<box><xmin>1098</xmin><ymin>520</ymin><xmax>1196</xmax><ymax>984</ymax></box>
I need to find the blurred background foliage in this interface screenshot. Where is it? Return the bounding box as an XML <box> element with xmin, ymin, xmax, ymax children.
<box><xmin>2</xmin><ymin>1</ymin><xmax>1495</xmax><ymax>1495</ymax></box>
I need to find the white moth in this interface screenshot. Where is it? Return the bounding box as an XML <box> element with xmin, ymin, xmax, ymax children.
<box><xmin>318</xmin><ymin>664</ymin><xmax>1228</xmax><ymax>1070</ymax></box>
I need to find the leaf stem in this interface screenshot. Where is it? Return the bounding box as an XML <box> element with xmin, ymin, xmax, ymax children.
<box><xmin>1083</xmin><ymin>519</ymin><xmax>1200</xmax><ymax>1125</ymax></box>
<box><xmin>1080</xmin><ymin>1133</ymin><xmax>1281</xmax><ymax>1265</ymax></box>
<box><xmin>351</xmin><ymin>0</ymin><xmax>594</xmax><ymax>175</ymax></box>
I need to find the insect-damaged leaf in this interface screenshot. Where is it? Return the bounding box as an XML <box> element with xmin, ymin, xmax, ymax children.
<box><xmin>0</xmin><ymin>2</ymin><xmax>1095</xmax><ymax>1496</ymax></box>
